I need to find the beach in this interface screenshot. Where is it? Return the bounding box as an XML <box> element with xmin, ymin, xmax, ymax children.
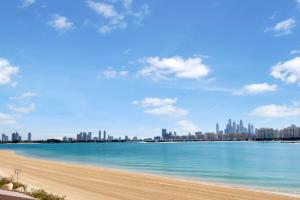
<box><xmin>0</xmin><ymin>150</ymin><xmax>298</xmax><ymax>200</ymax></box>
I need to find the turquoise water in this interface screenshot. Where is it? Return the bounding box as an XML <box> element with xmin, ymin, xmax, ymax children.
<box><xmin>1</xmin><ymin>142</ymin><xmax>300</xmax><ymax>195</ymax></box>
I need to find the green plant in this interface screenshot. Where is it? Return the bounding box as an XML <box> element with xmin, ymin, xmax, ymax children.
<box><xmin>0</xmin><ymin>176</ymin><xmax>13</xmax><ymax>188</ymax></box>
<box><xmin>28</xmin><ymin>189</ymin><xmax>66</xmax><ymax>200</ymax></box>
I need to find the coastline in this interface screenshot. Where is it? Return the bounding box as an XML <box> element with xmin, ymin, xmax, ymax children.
<box><xmin>0</xmin><ymin>150</ymin><xmax>299</xmax><ymax>200</ymax></box>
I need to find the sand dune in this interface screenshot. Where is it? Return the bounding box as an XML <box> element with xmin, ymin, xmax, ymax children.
<box><xmin>0</xmin><ymin>150</ymin><xmax>298</xmax><ymax>200</ymax></box>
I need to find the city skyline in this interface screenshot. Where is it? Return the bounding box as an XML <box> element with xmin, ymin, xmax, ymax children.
<box><xmin>2</xmin><ymin>119</ymin><xmax>300</xmax><ymax>142</ymax></box>
<box><xmin>1</xmin><ymin>0</ymin><xmax>300</xmax><ymax>139</ymax></box>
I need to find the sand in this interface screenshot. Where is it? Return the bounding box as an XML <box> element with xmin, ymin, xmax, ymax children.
<box><xmin>0</xmin><ymin>150</ymin><xmax>298</xmax><ymax>200</ymax></box>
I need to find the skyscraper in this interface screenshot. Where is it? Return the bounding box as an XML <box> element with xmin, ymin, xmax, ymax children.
<box><xmin>161</xmin><ymin>129</ymin><xmax>168</xmax><ymax>139</ymax></box>
<box><xmin>98</xmin><ymin>130</ymin><xmax>101</xmax><ymax>140</ymax></box>
<box><xmin>88</xmin><ymin>132</ymin><xmax>92</xmax><ymax>141</ymax></box>
<box><xmin>103</xmin><ymin>130</ymin><xmax>106</xmax><ymax>140</ymax></box>
<box><xmin>1</xmin><ymin>134</ymin><xmax>8</xmax><ymax>142</ymax></box>
<box><xmin>233</xmin><ymin>121</ymin><xmax>237</xmax><ymax>133</ymax></box>
<box><xmin>12</xmin><ymin>132</ymin><xmax>21</xmax><ymax>143</ymax></box>
<box><xmin>28</xmin><ymin>132</ymin><xmax>32</xmax><ymax>142</ymax></box>
<box><xmin>216</xmin><ymin>123</ymin><xmax>219</xmax><ymax>134</ymax></box>
<box><xmin>239</xmin><ymin>120</ymin><xmax>243</xmax><ymax>133</ymax></box>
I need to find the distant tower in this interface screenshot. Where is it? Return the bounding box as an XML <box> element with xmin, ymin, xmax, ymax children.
<box><xmin>239</xmin><ymin>120</ymin><xmax>243</xmax><ymax>133</ymax></box>
<box><xmin>216</xmin><ymin>123</ymin><xmax>219</xmax><ymax>134</ymax></box>
<box><xmin>103</xmin><ymin>130</ymin><xmax>107</xmax><ymax>140</ymax></box>
<box><xmin>161</xmin><ymin>129</ymin><xmax>168</xmax><ymax>139</ymax></box>
<box><xmin>228</xmin><ymin>119</ymin><xmax>232</xmax><ymax>133</ymax></box>
<box><xmin>233</xmin><ymin>121</ymin><xmax>237</xmax><ymax>133</ymax></box>
<box><xmin>98</xmin><ymin>130</ymin><xmax>101</xmax><ymax>140</ymax></box>
<box><xmin>28</xmin><ymin>132</ymin><xmax>32</xmax><ymax>142</ymax></box>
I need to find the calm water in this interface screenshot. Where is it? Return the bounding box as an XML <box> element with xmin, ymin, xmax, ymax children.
<box><xmin>1</xmin><ymin>142</ymin><xmax>300</xmax><ymax>195</ymax></box>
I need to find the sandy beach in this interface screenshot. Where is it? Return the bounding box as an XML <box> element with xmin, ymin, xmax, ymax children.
<box><xmin>0</xmin><ymin>150</ymin><xmax>298</xmax><ymax>200</ymax></box>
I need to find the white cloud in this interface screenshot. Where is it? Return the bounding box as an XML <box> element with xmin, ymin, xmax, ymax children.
<box><xmin>265</xmin><ymin>18</ymin><xmax>296</xmax><ymax>36</ymax></box>
<box><xmin>87</xmin><ymin>1</ymin><xmax>119</xmax><ymax>18</ymax></box>
<box><xmin>234</xmin><ymin>83</ymin><xmax>277</xmax><ymax>95</ymax></box>
<box><xmin>48</xmin><ymin>14</ymin><xmax>74</xmax><ymax>31</ymax></box>
<box><xmin>271</xmin><ymin>57</ymin><xmax>300</xmax><ymax>86</ymax></box>
<box><xmin>10</xmin><ymin>91</ymin><xmax>38</xmax><ymax>100</ymax></box>
<box><xmin>120</xmin><ymin>71</ymin><xmax>128</xmax><ymax>76</ymax></box>
<box><xmin>101</xmin><ymin>68</ymin><xmax>129</xmax><ymax>79</ymax></box>
<box><xmin>139</xmin><ymin>56</ymin><xmax>211</xmax><ymax>80</ymax></box>
<box><xmin>8</xmin><ymin>103</ymin><xmax>36</xmax><ymax>114</ymax></box>
<box><xmin>20</xmin><ymin>0</ymin><xmax>35</xmax><ymax>8</ymax></box>
<box><xmin>102</xmin><ymin>69</ymin><xmax>117</xmax><ymax>79</ymax></box>
<box><xmin>144</xmin><ymin>105</ymin><xmax>188</xmax><ymax>117</ymax></box>
<box><xmin>291</xmin><ymin>49</ymin><xmax>300</xmax><ymax>54</ymax></box>
<box><xmin>0</xmin><ymin>113</ymin><xmax>16</xmax><ymax>124</ymax></box>
<box><xmin>86</xmin><ymin>0</ymin><xmax>149</xmax><ymax>34</ymax></box>
<box><xmin>87</xmin><ymin>0</ymin><xmax>127</xmax><ymax>33</ymax></box>
<box><xmin>133</xmin><ymin>97</ymin><xmax>188</xmax><ymax>117</ymax></box>
<box><xmin>0</xmin><ymin>58</ymin><xmax>19</xmax><ymax>85</ymax></box>
<box><xmin>135</xmin><ymin>97</ymin><xmax>177</xmax><ymax>107</ymax></box>
<box><xmin>177</xmin><ymin>120</ymin><xmax>200</xmax><ymax>132</ymax></box>
<box><xmin>250</xmin><ymin>104</ymin><xmax>300</xmax><ymax>118</ymax></box>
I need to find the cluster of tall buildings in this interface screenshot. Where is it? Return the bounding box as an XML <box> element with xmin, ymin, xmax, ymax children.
<box><xmin>154</xmin><ymin>124</ymin><xmax>300</xmax><ymax>142</ymax></box>
<box><xmin>74</xmin><ymin>130</ymin><xmax>107</xmax><ymax>142</ymax></box>
<box><xmin>256</xmin><ymin>125</ymin><xmax>300</xmax><ymax>140</ymax></box>
<box><xmin>62</xmin><ymin>130</ymin><xmax>138</xmax><ymax>142</ymax></box>
<box><xmin>1</xmin><ymin>132</ymin><xmax>32</xmax><ymax>143</ymax></box>
<box><xmin>217</xmin><ymin>119</ymin><xmax>254</xmax><ymax>134</ymax></box>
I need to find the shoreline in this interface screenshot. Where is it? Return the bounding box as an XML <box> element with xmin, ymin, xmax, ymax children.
<box><xmin>15</xmin><ymin>148</ymin><xmax>300</xmax><ymax>197</ymax></box>
<box><xmin>0</xmin><ymin>150</ymin><xmax>299</xmax><ymax>200</ymax></box>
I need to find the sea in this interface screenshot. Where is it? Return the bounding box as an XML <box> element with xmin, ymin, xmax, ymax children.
<box><xmin>1</xmin><ymin>141</ymin><xmax>300</xmax><ymax>195</ymax></box>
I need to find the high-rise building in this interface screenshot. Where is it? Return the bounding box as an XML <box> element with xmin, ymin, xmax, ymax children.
<box><xmin>88</xmin><ymin>132</ymin><xmax>92</xmax><ymax>141</ymax></box>
<box><xmin>239</xmin><ymin>120</ymin><xmax>243</xmax><ymax>133</ymax></box>
<box><xmin>12</xmin><ymin>132</ymin><xmax>21</xmax><ymax>143</ymax></box>
<box><xmin>1</xmin><ymin>134</ymin><xmax>8</xmax><ymax>142</ymax></box>
<box><xmin>216</xmin><ymin>123</ymin><xmax>219</xmax><ymax>134</ymax></box>
<box><xmin>98</xmin><ymin>130</ymin><xmax>101</xmax><ymax>140</ymax></box>
<box><xmin>233</xmin><ymin>121</ymin><xmax>237</xmax><ymax>133</ymax></box>
<box><xmin>103</xmin><ymin>130</ymin><xmax>107</xmax><ymax>140</ymax></box>
<box><xmin>161</xmin><ymin>129</ymin><xmax>168</xmax><ymax>139</ymax></box>
<box><xmin>28</xmin><ymin>132</ymin><xmax>32</xmax><ymax>142</ymax></box>
<box><xmin>83</xmin><ymin>132</ymin><xmax>87</xmax><ymax>141</ymax></box>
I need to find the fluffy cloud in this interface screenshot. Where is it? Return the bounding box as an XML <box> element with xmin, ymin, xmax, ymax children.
<box><xmin>48</xmin><ymin>14</ymin><xmax>74</xmax><ymax>31</ymax></box>
<box><xmin>133</xmin><ymin>97</ymin><xmax>177</xmax><ymax>107</ymax></box>
<box><xmin>139</xmin><ymin>56</ymin><xmax>211</xmax><ymax>80</ymax></box>
<box><xmin>265</xmin><ymin>18</ymin><xmax>296</xmax><ymax>36</ymax></box>
<box><xmin>8</xmin><ymin>103</ymin><xmax>36</xmax><ymax>114</ymax></box>
<box><xmin>0</xmin><ymin>58</ymin><xmax>19</xmax><ymax>85</ymax></box>
<box><xmin>133</xmin><ymin>97</ymin><xmax>188</xmax><ymax>117</ymax></box>
<box><xmin>250</xmin><ymin>104</ymin><xmax>300</xmax><ymax>118</ymax></box>
<box><xmin>234</xmin><ymin>83</ymin><xmax>277</xmax><ymax>95</ymax></box>
<box><xmin>0</xmin><ymin>113</ymin><xmax>16</xmax><ymax>124</ymax></box>
<box><xmin>86</xmin><ymin>0</ymin><xmax>149</xmax><ymax>34</ymax></box>
<box><xmin>177</xmin><ymin>120</ymin><xmax>200</xmax><ymax>132</ymax></box>
<box><xmin>101</xmin><ymin>68</ymin><xmax>129</xmax><ymax>79</ymax></box>
<box><xmin>20</xmin><ymin>0</ymin><xmax>35</xmax><ymax>8</ymax></box>
<box><xmin>271</xmin><ymin>57</ymin><xmax>300</xmax><ymax>86</ymax></box>
<box><xmin>144</xmin><ymin>105</ymin><xmax>188</xmax><ymax>117</ymax></box>
<box><xmin>10</xmin><ymin>91</ymin><xmax>38</xmax><ymax>100</ymax></box>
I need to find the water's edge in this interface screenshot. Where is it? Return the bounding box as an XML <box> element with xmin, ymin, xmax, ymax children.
<box><xmin>8</xmin><ymin>148</ymin><xmax>300</xmax><ymax>198</ymax></box>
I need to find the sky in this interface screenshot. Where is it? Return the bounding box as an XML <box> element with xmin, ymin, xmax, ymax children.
<box><xmin>1</xmin><ymin>0</ymin><xmax>300</xmax><ymax>139</ymax></box>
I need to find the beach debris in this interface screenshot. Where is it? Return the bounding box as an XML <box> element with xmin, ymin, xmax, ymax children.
<box><xmin>15</xmin><ymin>186</ymin><xmax>25</xmax><ymax>193</ymax></box>
<box><xmin>2</xmin><ymin>182</ymin><xmax>13</xmax><ymax>191</ymax></box>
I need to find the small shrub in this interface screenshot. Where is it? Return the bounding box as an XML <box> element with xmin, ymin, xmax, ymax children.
<box><xmin>28</xmin><ymin>189</ymin><xmax>66</xmax><ymax>200</ymax></box>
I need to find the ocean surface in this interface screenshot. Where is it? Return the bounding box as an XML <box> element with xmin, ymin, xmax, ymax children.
<box><xmin>1</xmin><ymin>142</ymin><xmax>300</xmax><ymax>195</ymax></box>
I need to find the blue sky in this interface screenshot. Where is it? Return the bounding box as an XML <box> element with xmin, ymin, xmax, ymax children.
<box><xmin>1</xmin><ymin>0</ymin><xmax>300</xmax><ymax>139</ymax></box>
